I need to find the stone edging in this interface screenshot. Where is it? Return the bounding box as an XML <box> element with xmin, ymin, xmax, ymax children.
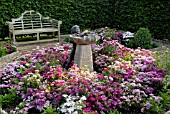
<box><xmin>0</xmin><ymin>51</ymin><xmax>20</xmax><ymax>69</ymax></box>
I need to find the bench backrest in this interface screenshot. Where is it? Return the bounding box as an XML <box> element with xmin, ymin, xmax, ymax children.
<box><xmin>11</xmin><ymin>10</ymin><xmax>55</xmax><ymax>30</ymax></box>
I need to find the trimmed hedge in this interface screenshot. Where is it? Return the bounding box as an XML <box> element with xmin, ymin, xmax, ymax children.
<box><xmin>113</xmin><ymin>0</ymin><xmax>170</xmax><ymax>40</ymax></box>
<box><xmin>0</xmin><ymin>0</ymin><xmax>114</xmax><ymax>38</ymax></box>
<box><xmin>0</xmin><ymin>0</ymin><xmax>169</xmax><ymax>40</ymax></box>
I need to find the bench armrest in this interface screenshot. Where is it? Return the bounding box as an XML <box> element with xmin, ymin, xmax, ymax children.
<box><xmin>58</xmin><ymin>21</ymin><xmax>62</xmax><ymax>25</ymax></box>
<box><xmin>6</xmin><ymin>21</ymin><xmax>14</xmax><ymax>30</ymax></box>
<box><xmin>5</xmin><ymin>21</ymin><xmax>15</xmax><ymax>26</ymax></box>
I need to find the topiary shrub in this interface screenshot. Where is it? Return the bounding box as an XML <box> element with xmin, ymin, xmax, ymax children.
<box><xmin>127</xmin><ymin>27</ymin><xmax>152</xmax><ymax>49</ymax></box>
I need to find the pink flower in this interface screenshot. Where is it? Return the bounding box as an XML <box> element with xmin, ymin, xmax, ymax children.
<box><xmin>18</xmin><ymin>82</ymin><xmax>24</xmax><ymax>85</ymax></box>
<box><xmin>64</xmin><ymin>88</ymin><xmax>72</xmax><ymax>93</ymax></box>
<box><xmin>101</xmin><ymin>95</ymin><xmax>107</xmax><ymax>100</ymax></box>
<box><xmin>63</xmin><ymin>45</ymin><xmax>69</xmax><ymax>51</ymax></box>
<box><xmin>22</xmin><ymin>61</ymin><xmax>27</xmax><ymax>65</ymax></box>
<box><xmin>59</xmin><ymin>83</ymin><xmax>65</xmax><ymax>87</ymax></box>
<box><xmin>83</xmin><ymin>107</ymin><xmax>92</xmax><ymax>113</ymax></box>
<box><xmin>104</xmin><ymin>68</ymin><xmax>108</xmax><ymax>71</ymax></box>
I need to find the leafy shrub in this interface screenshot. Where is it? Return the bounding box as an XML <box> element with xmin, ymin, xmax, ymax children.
<box><xmin>42</xmin><ymin>105</ymin><xmax>58</xmax><ymax>114</ymax></box>
<box><xmin>126</xmin><ymin>27</ymin><xmax>152</xmax><ymax>49</ymax></box>
<box><xmin>151</xmin><ymin>42</ymin><xmax>159</xmax><ymax>49</ymax></box>
<box><xmin>103</xmin><ymin>28</ymin><xmax>115</xmax><ymax>39</ymax></box>
<box><xmin>0</xmin><ymin>87</ymin><xmax>21</xmax><ymax>108</ymax></box>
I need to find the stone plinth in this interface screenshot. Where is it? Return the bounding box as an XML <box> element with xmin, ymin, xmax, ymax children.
<box><xmin>74</xmin><ymin>45</ymin><xmax>93</xmax><ymax>71</ymax></box>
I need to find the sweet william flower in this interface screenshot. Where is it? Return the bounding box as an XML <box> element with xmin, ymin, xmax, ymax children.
<box><xmin>22</xmin><ymin>61</ymin><xmax>27</xmax><ymax>65</ymax></box>
<box><xmin>101</xmin><ymin>95</ymin><xmax>107</xmax><ymax>100</ymax></box>
<box><xmin>104</xmin><ymin>68</ymin><xmax>108</xmax><ymax>71</ymax></box>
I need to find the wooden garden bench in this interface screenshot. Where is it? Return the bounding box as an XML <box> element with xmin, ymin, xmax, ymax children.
<box><xmin>6</xmin><ymin>10</ymin><xmax>62</xmax><ymax>43</ymax></box>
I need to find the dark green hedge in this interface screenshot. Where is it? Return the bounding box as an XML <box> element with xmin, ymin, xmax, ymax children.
<box><xmin>0</xmin><ymin>0</ymin><xmax>114</xmax><ymax>38</ymax></box>
<box><xmin>0</xmin><ymin>0</ymin><xmax>169</xmax><ymax>40</ymax></box>
<box><xmin>113</xmin><ymin>0</ymin><xmax>170</xmax><ymax>40</ymax></box>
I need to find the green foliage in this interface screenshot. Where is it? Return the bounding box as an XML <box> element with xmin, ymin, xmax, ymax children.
<box><xmin>63</xmin><ymin>37</ymin><xmax>70</xmax><ymax>43</ymax></box>
<box><xmin>151</xmin><ymin>42</ymin><xmax>159</xmax><ymax>49</ymax></box>
<box><xmin>148</xmin><ymin>99</ymin><xmax>164</xmax><ymax>114</ymax></box>
<box><xmin>134</xmin><ymin>27</ymin><xmax>152</xmax><ymax>48</ymax></box>
<box><xmin>0</xmin><ymin>40</ymin><xmax>16</xmax><ymax>57</ymax></box>
<box><xmin>100</xmin><ymin>109</ymin><xmax>122</xmax><ymax>114</ymax></box>
<box><xmin>0</xmin><ymin>87</ymin><xmax>21</xmax><ymax>108</ymax></box>
<box><xmin>0</xmin><ymin>95</ymin><xmax>3</xmax><ymax>108</ymax></box>
<box><xmin>148</xmin><ymin>77</ymin><xmax>170</xmax><ymax>114</ymax></box>
<box><xmin>42</xmin><ymin>105</ymin><xmax>59</xmax><ymax>114</ymax></box>
<box><xmin>0</xmin><ymin>0</ymin><xmax>114</xmax><ymax>38</ymax></box>
<box><xmin>125</xmin><ymin>39</ymin><xmax>134</xmax><ymax>48</ymax></box>
<box><xmin>103</xmin><ymin>29</ymin><xmax>115</xmax><ymax>39</ymax></box>
<box><xmin>154</xmin><ymin>47</ymin><xmax>170</xmax><ymax>71</ymax></box>
<box><xmin>126</xmin><ymin>27</ymin><xmax>152</xmax><ymax>49</ymax></box>
<box><xmin>113</xmin><ymin>0</ymin><xmax>170</xmax><ymax>40</ymax></box>
<box><xmin>1</xmin><ymin>0</ymin><xmax>169</xmax><ymax>40</ymax></box>
<box><xmin>0</xmin><ymin>48</ymin><xmax>6</xmax><ymax>57</ymax></box>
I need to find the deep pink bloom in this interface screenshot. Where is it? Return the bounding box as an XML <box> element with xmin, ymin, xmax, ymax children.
<box><xmin>101</xmin><ymin>95</ymin><xmax>107</xmax><ymax>100</ymax></box>
<box><xmin>22</xmin><ymin>61</ymin><xmax>27</xmax><ymax>65</ymax></box>
<box><xmin>104</xmin><ymin>68</ymin><xmax>108</xmax><ymax>71</ymax></box>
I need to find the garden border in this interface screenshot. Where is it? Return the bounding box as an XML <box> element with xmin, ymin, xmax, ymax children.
<box><xmin>0</xmin><ymin>51</ymin><xmax>20</xmax><ymax>69</ymax></box>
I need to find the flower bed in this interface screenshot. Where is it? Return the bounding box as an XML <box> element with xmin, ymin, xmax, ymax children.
<box><xmin>0</xmin><ymin>38</ymin><xmax>170</xmax><ymax>113</ymax></box>
<box><xmin>0</xmin><ymin>40</ymin><xmax>16</xmax><ymax>57</ymax></box>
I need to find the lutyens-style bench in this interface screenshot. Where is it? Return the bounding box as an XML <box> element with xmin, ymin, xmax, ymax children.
<box><xmin>6</xmin><ymin>10</ymin><xmax>62</xmax><ymax>43</ymax></box>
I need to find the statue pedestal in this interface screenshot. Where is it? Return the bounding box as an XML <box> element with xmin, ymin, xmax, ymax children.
<box><xmin>74</xmin><ymin>44</ymin><xmax>93</xmax><ymax>71</ymax></box>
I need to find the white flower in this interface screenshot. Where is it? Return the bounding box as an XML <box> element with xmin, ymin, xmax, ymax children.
<box><xmin>67</xmin><ymin>107</ymin><xmax>75</xmax><ymax>113</ymax></box>
<box><xmin>80</xmin><ymin>96</ymin><xmax>87</xmax><ymax>100</ymax></box>
<box><xmin>58</xmin><ymin>94</ymin><xmax>85</xmax><ymax>113</ymax></box>
<box><xmin>62</xmin><ymin>94</ymin><xmax>68</xmax><ymax>98</ymax></box>
<box><xmin>61</xmin><ymin>108</ymin><xmax>67</xmax><ymax>113</ymax></box>
<box><xmin>123</xmin><ymin>31</ymin><xmax>134</xmax><ymax>38</ymax></box>
<box><xmin>44</xmin><ymin>100</ymin><xmax>50</xmax><ymax>107</ymax></box>
<box><xmin>109</xmin><ymin>76</ymin><xmax>113</xmax><ymax>81</ymax></box>
<box><xmin>72</xmin><ymin>111</ymin><xmax>78</xmax><ymax>114</ymax></box>
<box><xmin>76</xmin><ymin>106</ymin><xmax>82</xmax><ymax>110</ymax></box>
<box><xmin>65</xmin><ymin>102</ymin><xmax>73</xmax><ymax>106</ymax></box>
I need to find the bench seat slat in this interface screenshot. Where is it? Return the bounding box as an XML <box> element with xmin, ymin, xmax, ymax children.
<box><xmin>33</xmin><ymin>26</ymin><xmax>41</xmax><ymax>28</ymax></box>
<box><xmin>43</xmin><ymin>25</ymin><xmax>52</xmax><ymax>27</ymax></box>
<box><xmin>42</xmin><ymin>23</ymin><xmax>52</xmax><ymax>24</ymax></box>
<box><xmin>13</xmin><ymin>28</ymin><xmax>58</xmax><ymax>35</ymax></box>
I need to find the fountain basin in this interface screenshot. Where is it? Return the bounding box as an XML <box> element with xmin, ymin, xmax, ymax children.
<box><xmin>69</xmin><ymin>34</ymin><xmax>99</xmax><ymax>45</ymax></box>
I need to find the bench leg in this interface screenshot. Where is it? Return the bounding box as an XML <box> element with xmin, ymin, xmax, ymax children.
<box><xmin>13</xmin><ymin>34</ymin><xmax>16</xmax><ymax>43</ymax></box>
<box><xmin>9</xmin><ymin>32</ymin><xmax>11</xmax><ymax>39</ymax></box>
<box><xmin>58</xmin><ymin>31</ymin><xmax>60</xmax><ymax>42</ymax></box>
<box><xmin>37</xmin><ymin>32</ymin><xmax>40</xmax><ymax>41</ymax></box>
